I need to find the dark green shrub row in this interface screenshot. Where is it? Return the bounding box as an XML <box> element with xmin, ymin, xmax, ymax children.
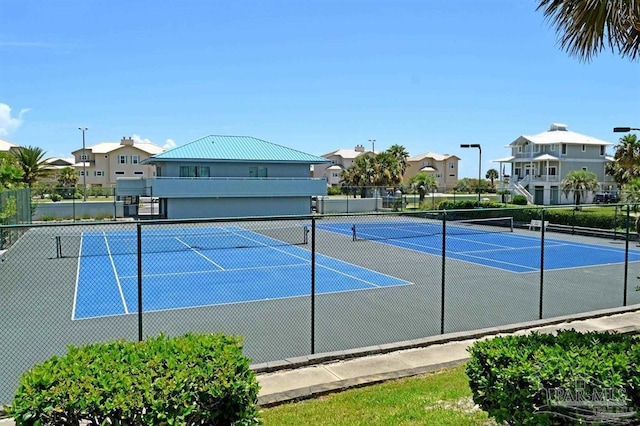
<box><xmin>8</xmin><ymin>333</ymin><xmax>261</xmax><ymax>426</ymax></box>
<box><xmin>434</xmin><ymin>201</ymin><xmax>625</xmax><ymax>230</ymax></box>
<box><xmin>466</xmin><ymin>330</ymin><xmax>640</xmax><ymax>425</ymax></box>
<box><xmin>511</xmin><ymin>194</ymin><xmax>528</xmax><ymax>205</ymax></box>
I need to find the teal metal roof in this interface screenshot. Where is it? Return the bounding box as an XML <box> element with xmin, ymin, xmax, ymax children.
<box><xmin>149</xmin><ymin>135</ymin><xmax>329</xmax><ymax>163</ymax></box>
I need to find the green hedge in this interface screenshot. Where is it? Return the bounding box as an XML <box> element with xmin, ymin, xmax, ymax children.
<box><xmin>466</xmin><ymin>330</ymin><xmax>640</xmax><ymax>425</ymax></box>
<box><xmin>7</xmin><ymin>333</ymin><xmax>261</xmax><ymax>426</ymax></box>
<box><xmin>435</xmin><ymin>201</ymin><xmax>627</xmax><ymax>230</ymax></box>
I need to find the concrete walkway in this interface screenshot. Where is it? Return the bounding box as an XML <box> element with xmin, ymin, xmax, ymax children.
<box><xmin>253</xmin><ymin>305</ymin><xmax>640</xmax><ymax>407</ymax></box>
<box><xmin>2</xmin><ymin>305</ymin><xmax>639</xmax><ymax>424</ymax></box>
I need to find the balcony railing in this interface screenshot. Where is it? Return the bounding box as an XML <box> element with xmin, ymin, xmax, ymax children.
<box><xmin>117</xmin><ymin>177</ymin><xmax>328</xmax><ymax>198</ymax></box>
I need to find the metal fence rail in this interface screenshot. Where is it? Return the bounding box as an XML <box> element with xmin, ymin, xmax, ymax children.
<box><xmin>1</xmin><ymin>205</ymin><xmax>640</xmax><ymax>406</ymax></box>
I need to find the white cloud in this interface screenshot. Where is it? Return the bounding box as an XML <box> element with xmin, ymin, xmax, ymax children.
<box><xmin>0</xmin><ymin>103</ymin><xmax>29</xmax><ymax>137</ymax></box>
<box><xmin>131</xmin><ymin>134</ymin><xmax>177</xmax><ymax>150</ymax></box>
<box><xmin>131</xmin><ymin>134</ymin><xmax>153</xmax><ymax>145</ymax></box>
<box><xmin>162</xmin><ymin>139</ymin><xmax>177</xmax><ymax>149</ymax></box>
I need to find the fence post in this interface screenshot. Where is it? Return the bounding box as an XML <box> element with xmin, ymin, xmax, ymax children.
<box><xmin>539</xmin><ymin>208</ymin><xmax>545</xmax><ymax>320</ymax></box>
<box><xmin>137</xmin><ymin>222</ymin><xmax>143</xmax><ymax>341</ymax></box>
<box><xmin>440</xmin><ymin>210</ymin><xmax>447</xmax><ymax>334</ymax></box>
<box><xmin>624</xmin><ymin>205</ymin><xmax>630</xmax><ymax>306</ymax></box>
<box><xmin>311</xmin><ymin>217</ymin><xmax>316</xmax><ymax>354</ymax></box>
<box><xmin>113</xmin><ymin>187</ymin><xmax>117</xmax><ymax>220</ymax></box>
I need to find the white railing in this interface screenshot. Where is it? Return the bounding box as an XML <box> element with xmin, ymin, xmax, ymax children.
<box><xmin>512</xmin><ymin>182</ymin><xmax>534</xmax><ymax>204</ymax></box>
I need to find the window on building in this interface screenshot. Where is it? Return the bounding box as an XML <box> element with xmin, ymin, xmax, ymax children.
<box><xmin>134</xmin><ymin>171</ymin><xmax>144</xmax><ymax>175</ymax></box>
<box><xmin>435</xmin><ymin>173</ymin><xmax>442</xmax><ymax>178</ymax></box>
<box><xmin>600</xmin><ymin>146</ymin><xmax>605</xmax><ymax>156</ymax></box>
<box><xmin>534</xmin><ymin>145</ymin><xmax>540</xmax><ymax>153</ymax></box>
<box><xmin>78</xmin><ymin>170</ymin><xmax>86</xmax><ymax>176</ymax></box>
<box><xmin>548</xmin><ymin>167</ymin><xmax>557</xmax><ymax>176</ymax></box>
<box><xmin>179</xmin><ymin>166</ymin><xmax>210</xmax><ymax>177</ymax></box>
<box><xmin>514</xmin><ymin>167</ymin><xmax>521</xmax><ymax>176</ymax></box>
<box><xmin>94</xmin><ymin>171</ymin><xmax>104</xmax><ymax>177</ymax></box>
<box><xmin>131</xmin><ymin>155</ymin><xmax>140</xmax><ymax>164</ymax></box>
<box><xmin>561</xmin><ymin>144</ymin><xmax>567</xmax><ymax>154</ymax></box>
<box><xmin>550</xmin><ymin>144</ymin><xmax>555</xmax><ymax>151</ymax></box>
<box><xmin>249</xmin><ymin>167</ymin><xmax>268</xmax><ymax>177</ymax></box>
<box><xmin>582</xmin><ymin>144</ymin><xmax>586</xmax><ymax>152</ymax></box>
<box><xmin>118</xmin><ymin>155</ymin><xmax>127</xmax><ymax>164</ymax></box>
<box><xmin>332</xmin><ymin>172</ymin><xmax>339</xmax><ymax>178</ymax></box>
<box><xmin>156</xmin><ymin>167</ymin><xmax>162</xmax><ymax>177</ymax></box>
<box><xmin>449</xmin><ymin>161</ymin><xmax>455</xmax><ymax>169</ymax></box>
<box><xmin>582</xmin><ymin>167</ymin><xmax>588</xmax><ymax>171</ymax></box>
<box><xmin>115</xmin><ymin>171</ymin><xmax>125</xmax><ymax>175</ymax></box>
<box><xmin>79</xmin><ymin>154</ymin><xmax>89</xmax><ymax>161</ymax></box>
<box><xmin>517</xmin><ymin>146</ymin><xmax>522</xmax><ymax>153</ymax></box>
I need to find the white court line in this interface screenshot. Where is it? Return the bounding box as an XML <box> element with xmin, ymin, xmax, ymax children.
<box><xmin>225</xmin><ymin>228</ymin><xmax>392</xmax><ymax>288</ymax></box>
<box><xmin>71</xmin><ymin>234</ymin><xmax>83</xmax><ymax>320</ymax></box>
<box><xmin>489</xmin><ymin>231</ymin><xmax>640</xmax><ymax>255</ymax></box>
<box><xmin>72</xmin><ymin>277</ymin><xmax>415</xmax><ymax>321</ymax></box>
<box><xmin>356</xmin><ymin>233</ymin><xmax>539</xmax><ymax>272</ymax></box>
<box><xmin>175</xmin><ymin>237</ymin><xmax>225</xmax><ymax>270</ymax></box>
<box><xmin>103</xmin><ymin>232</ymin><xmax>129</xmax><ymax>314</ymax></box>
<box><xmin>119</xmin><ymin>262</ymin><xmax>309</xmax><ymax>279</ymax></box>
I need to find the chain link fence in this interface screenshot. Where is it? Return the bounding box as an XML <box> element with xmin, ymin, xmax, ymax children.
<box><xmin>0</xmin><ymin>188</ymin><xmax>32</xmax><ymax>251</ymax></box>
<box><xmin>2</xmin><ymin>204</ymin><xmax>640</xmax><ymax>405</ymax></box>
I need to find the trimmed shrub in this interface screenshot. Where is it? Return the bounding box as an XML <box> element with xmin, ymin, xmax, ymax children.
<box><xmin>8</xmin><ymin>333</ymin><xmax>261</xmax><ymax>426</ymax></box>
<box><xmin>466</xmin><ymin>330</ymin><xmax>640</xmax><ymax>425</ymax></box>
<box><xmin>326</xmin><ymin>186</ymin><xmax>342</xmax><ymax>196</ymax></box>
<box><xmin>49</xmin><ymin>193</ymin><xmax>63</xmax><ymax>202</ymax></box>
<box><xmin>512</xmin><ymin>194</ymin><xmax>528</xmax><ymax>205</ymax></box>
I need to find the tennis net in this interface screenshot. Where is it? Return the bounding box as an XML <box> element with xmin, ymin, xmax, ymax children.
<box><xmin>55</xmin><ymin>226</ymin><xmax>309</xmax><ymax>258</ymax></box>
<box><xmin>352</xmin><ymin>217</ymin><xmax>514</xmax><ymax>242</ymax></box>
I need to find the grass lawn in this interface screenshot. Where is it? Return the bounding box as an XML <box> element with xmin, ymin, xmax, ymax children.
<box><xmin>259</xmin><ymin>364</ymin><xmax>499</xmax><ymax>425</ymax></box>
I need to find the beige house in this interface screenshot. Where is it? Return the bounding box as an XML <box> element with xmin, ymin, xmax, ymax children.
<box><xmin>314</xmin><ymin>144</ymin><xmax>374</xmax><ymax>186</ymax></box>
<box><xmin>404</xmin><ymin>152</ymin><xmax>460</xmax><ymax>190</ymax></box>
<box><xmin>0</xmin><ymin>139</ymin><xmax>20</xmax><ymax>153</ymax></box>
<box><xmin>72</xmin><ymin>137</ymin><xmax>165</xmax><ymax>188</ymax></box>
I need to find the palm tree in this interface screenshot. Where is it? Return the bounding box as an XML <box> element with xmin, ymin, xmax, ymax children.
<box><xmin>11</xmin><ymin>146</ymin><xmax>52</xmax><ymax>187</ymax></box>
<box><xmin>409</xmin><ymin>172</ymin><xmax>438</xmax><ymax>203</ymax></box>
<box><xmin>57</xmin><ymin>166</ymin><xmax>79</xmax><ymax>188</ymax></box>
<box><xmin>605</xmin><ymin>134</ymin><xmax>640</xmax><ymax>188</ymax></box>
<box><xmin>485</xmin><ymin>168</ymin><xmax>499</xmax><ymax>188</ymax></box>
<box><xmin>561</xmin><ymin>170</ymin><xmax>600</xmax><ymax>206</ymax></box>
<box><xmin>623</xmin><ymin>177</ymin><xmax>640</xmax><ymax>211</ymax></box>
<box><xmin>387</xmin><ymin>144</ymin><xmax>410</xmax><ymax>177</ymax></box>
<box><xmin>537</xmin><ymin>0</ymin><xmax>640</xmax><ymax>61</ymax></box>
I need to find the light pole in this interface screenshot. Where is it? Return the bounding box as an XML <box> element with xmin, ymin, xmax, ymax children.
<box><xmin>614</xmin><ymin>127</ymin><xmax>640</xmax><ymax>132</ymax></box>
<box><xmin>368</xmin><ymin>139</ymin><xmax>376</xmax><ymax>153</ymax></box>
<box><xmin>78</xmin><ymin>127</ymin><xmax>88</xmax><ymax>201</ymax></box>
<box><xmin>460</xmin><ymin>143</ymin><xmax>482</xmax><ymax>206</ymax></box>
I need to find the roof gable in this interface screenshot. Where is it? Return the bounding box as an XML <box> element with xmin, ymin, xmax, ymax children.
<box><xmin>150</xmin><ymin>135</ymin><xmax>329</xmax><ymax>163</ymax></box>
<box><xmin>408</xmin><ymin>152</ymin><xmax>459</xmax><ymax>162</ymax></box>
<box><xmin>508</xmin><ymin>124</ymin><xmax>613</xmax><ymax>146</ymax></box>
<box><xmin>73</xmin><ymin>142</ymin><xmax>165</xmax><ymax>155</ymax></box>
<box><xmin>0</xmin><ymin>139</ymin><xmax>19</xmax><ymax>152</ymax></box>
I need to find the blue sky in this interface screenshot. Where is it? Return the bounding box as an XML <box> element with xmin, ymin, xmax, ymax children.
<box><xmin>1</xmin><ymin>0</ymin><xmax>638</xmax><ymax>179</ymax></box>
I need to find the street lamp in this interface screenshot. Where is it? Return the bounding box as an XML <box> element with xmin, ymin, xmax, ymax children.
<box><xmin>78</xmin><ymin>127</ymin><xmax>88</xmax><ymax>201</ymax></box>
<box><xmin>368</xmin><ymin>139</ymin><xmax>376</xmax><ymax>153</ymax></box>
<box><xmin>460</xmin><ymin>143</ymin><xmax>482</xmax><ymax>206</ymax></box>
<box><xmin>613</xmin><ymin>127</ymin><xmax>640</xmax><ymax>132</ymax></box>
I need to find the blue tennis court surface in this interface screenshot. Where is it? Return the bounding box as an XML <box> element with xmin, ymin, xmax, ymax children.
<box><xmin>318</xmin><ymin>221</ymin><xmax>640</xmax><ymax>273</ymax></box>
<box><xmin>73</xmin><ymin>226</ymin><xmax>410</xmax><ymax>320</ymax></box>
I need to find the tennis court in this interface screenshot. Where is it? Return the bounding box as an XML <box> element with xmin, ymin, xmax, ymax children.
<box><xmin>318</xmin><ymin>217</ymin><xmax>640</xmax><ymax>273</ymax></box>
<box><xmin>69</xmin><ymin>225</ymin><xmax>410</xmax><ymax>319</ymax></box>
